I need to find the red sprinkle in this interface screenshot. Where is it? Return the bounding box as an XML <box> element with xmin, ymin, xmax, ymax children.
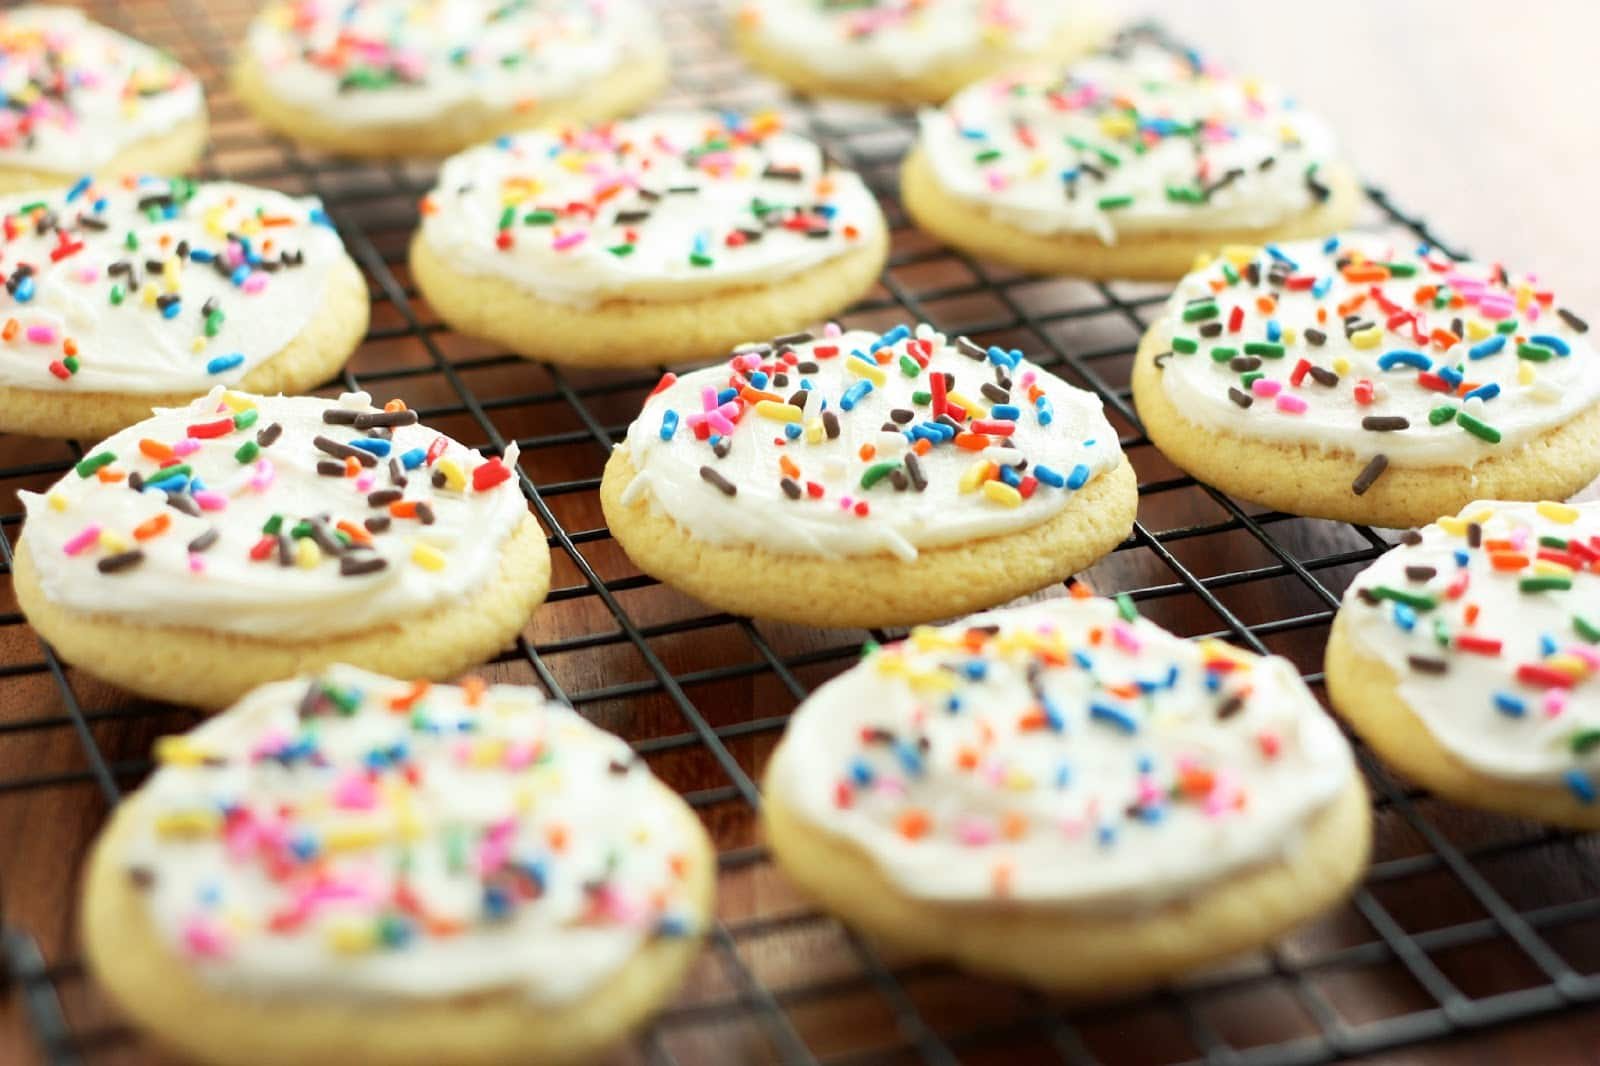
<box><xmin>187</xmin><ymin>418</ymin><xmax>234</xmax><ymax>439</ymax></box>
<box><xmin>425</xmin><ymin>436</ymin><xmax>448</xmax><ymax>466</ymax></box>
<box><xmin>471</xmin><ymin>458</ymin><xmax>512</xmax><ymax>491</ymax></box>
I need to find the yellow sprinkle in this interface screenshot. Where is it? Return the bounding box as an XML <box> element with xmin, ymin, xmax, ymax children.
<box><xmin>98</xmin><ymin>530</ymin><xmax>129</xmax><ymax>553</ymax></box>
<box><xmin>909</xmin><ymin>626</ymin><xmax>959</xmax><ymax>653</ymax></box>
<box><xmin>1515</xmin><ymin>284</ymin><xmax>1533</xmax><ymax>311</ymax></box>
<box><xmin>325</xmin><ymin>922</ymin><xmax>377</xmax><ymax>955</ymax></box>
<box><xmin>471</xmin><ymin>739</ymin><xmax>506</xmax><ymax>767</ymax></box>
<box><xmin>908</xmin><ymin>668</ymin><xmax>958</xmax><ymax>694</ymax></box>
<box><xmin>191</xmin><ymin>337</ymin><xmax>205</xmax><ymax>353</ymax></box>
<box><xmin>958</xmin><ymin>459</ymin><xmax>993</xmax><ymax>494</ymax></box>
<box><xmin>239</xmin><ymin>217</ymin><xmax>262</xmax><ymax>237</ymax></box>
<box><xmin>1533</xmin><ymin>559</ymin><xmax>1575</xmax><ymax>577</ymax></box>
<box><xmin>1545</xmin><ymin>654</ymin><xmax>1591</xmax><ymax>681</ymax></box>
<box><xmin>142</xmin><ymin>284</ymin><xmax>159</xmax><ymax>307</ymax></box>
<box><xmin>1518</xmin><ymin>362</ymin><xmax>1536</xmax><ymax>385</ymax></box>
<box><xmin>1437</xmin><ymin>516</ymin><xmax>1468</xmax><ymax>537</ymax></box>
<box><xmin>47</xmin><ymin>491</ymin><xmax>67</xmax><ymax>512</ymax></box>
<box><xmin>1464</xmin><ymin>506</ymin><xmax>1495</xmax><ymax>526</ymax></box>
<box><xmin>294</xmin><ymin>538</ymin><xmax>321</xmax><ymax>569</ymax></box>
<box><xmin>221</xmin><ymin>391</ymin><xmax>257</xmax><ymax>412</ymax></box>
<box><xmin>1221</xmin><ymin>245</ymin><xmax>1260</xmax><ymax>266</ymax></box>
<box><xmin>155</xmin><ymin>809</ymin><xmax>222</xmax><ymax>838</ymax></box>
<box><xmin>1466</xmin><ymin>320</ymin><xmax>1491</xmax><ymax>341</ymax></box>
<box><xmin>1098</xmin><ymin>113</ymin><xmax>1135</xmax><ymax>138</ymax></box>
<box><xmin>324</xmin><ymin>824</ymin><xmax>387</xmax><ymax>852</ymax></box>
<box><xmin>1004</xmin><ymin>768</ymin><xmax>1035</xmax><ymax>791</ymax></box>
<box><xmin>1280</xmin><ymin>327</ymin><xmax>1297</xmax><ymax>346</ymax></box>
<box><xmin>435</xmin><ymin>459</ymin><xmax>466</xmax><ymax>491</ymax></box>
<box><xmin>733</xmin><ymin>162</ymin><xmax>752</xmax><ymax>180</ymax></box>
<box><xmin>946</xmin><ymin>390</ymin><xmax>986</xmax><ymax>417</ymax></box>
<box><xmin>1190</xmin><ymin>252</ymin><xmax>1214</xmax><ymax>271</ymax></box>
<box><xmin>804</xmin><ymin>417</ymin><xmax>823</xmax><ymax>444</ymax></box>
<box><xmin>846</xmin><ymin>356</ymin><xmax>886</xmax><ymax>386</ymax></box>
<box><xmin>411</xmin><ymin>541</ymin><xmax>447</xmax><ymax>571</ymax></box>
<box><xmin>154</xmin><ymin>736</ymin><xmax>213</xmax><ymax>766</ymax></box>
<box><xmin>1026</xmin><ymin>156</ymin><xmax>1048</xmax><ymax>178</ymax></box>
<box><xmin>982</xmin><ymin>480</ymin><xmax>1023</xmax><ymax>508</ymax></box>
<box><xmin>754</xmin><ymin>400</ymin><xmax>803</xmax><ymax>423</ymax></box>
<box><xmin>1332</xmin><ymin>357</ymin><xmax>1351</xmax><ymax>375</ymax></box>
<box><xmin>1350</xmin><ymin>328</ymin><xmax>1382</xmax><ymax>349</ymax></box>
<box><xmin>1198</xmin><ymin>638</ymin><xmax>1255</xmax><ymax>668</ymax></box>
<box><xmin>1536</xmin><ymin>501</ymin><xmax>1580</xmax><ymax>524</ymax></box>
<box><xmin>875</xmin><ymin>652</ymin><xmax>911</xmax><ymax>676</ymax></box>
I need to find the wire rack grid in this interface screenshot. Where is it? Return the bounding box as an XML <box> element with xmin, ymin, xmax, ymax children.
<box><xmin>4</xmin><ymin>1</ymin><xmax>1600</xmax><ymax>1063</ymax></box>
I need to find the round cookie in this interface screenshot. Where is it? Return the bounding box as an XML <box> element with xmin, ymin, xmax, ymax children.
<box><xmin>1327</xmin><ymin>500</ymin><xmax>1600</xmax><ymax>828</ymax></box>
<box><xmin>410</xmin><ymin>110</ymin><xmax>888</xmax><ymax>367</ymax></box>
<box><xmin>732</xmin><ymin>0</ymin><xmax>1107</xmax><ymax>106</ymax></box>
<box><xmin>83</xmin><ymin>665</ymin><xmax>714</xmax><ymax>1066</ymax></box>
<box><xmin>16</xmin><ymin>390</ymin><xmax>549</xmax><ymax>709</ymax></box>
<box><xmin>762</xmin><ymin>595</ymin><xmax>1369</xmax><ymax>994</ymax></box>
<box><xmin>0</xmin><ymin>175</ymin><xmax>367</xmax><ymax>440</ymax></box>
<box><xmin>232</xmin><ymin>0</ymin><xmax>667</xmax><ymax>159</ymax></box>
<box><xmin>902</xmin><ymin>26</ymin><xmax>1358</xmax><ymax>281</ymax></box>
<box><xmin>1131</xmin><ymin>235</ymin><xmax>1600</xmax><ymax>528</ymax></box>
<box><xmin>600</xmin><ymin>322</ymin><xmax>1137</xmax><ymax>628</ymax></box>
<box><xmin>0</xmin><ymin>7</ymin><xmax>206</xmax><ymax>193</ymax></box>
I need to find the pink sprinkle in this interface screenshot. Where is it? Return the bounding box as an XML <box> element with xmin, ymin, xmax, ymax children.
<box><xmin>173</xmin><ymin>438</ymin><xmax>202</xmax><ymax>457</ymax></box>
<box><xmin>182</xmin><ymin>917</ymin><xmax>230</xmax><ymax>959</ymax></box>
<box><xmin>25</xmin><ymin>324</ymin><xmax>57</xmax><ymax>345</ymax></box>
<box><xmin>700</xmin><ymin>387</ymin><xmax>718</xmax><ymax>412</ymax></box>
<box><xmin>63</xmin><ymin>525</ymin><xmax>101</xmax><ymax>556</ymax></box>
<box><xmin>355</xmin><ymin>474</ymin><xmax>375</xmax><ymax>492</ymax></box>
<box><xmin>838</xmin><ymin>495</ymin><xmax>854</xmax><ymax>510</ymax></box>
<box><xmin>193</xmin><ymin>490</ymin><xmax>227</xmax><ymax>511</ymax></box>
<box><xmin>1250</xmin><ymin>378</ymin><xmax>1282</xmax><ymax>398</ymax></box>
<box><xmin>1110</xmin><ymin>621</ymin><xmax>1141</xmax><ymax>654</ymax></box>
<box><xmin>248</xmin><ymin>459</ymin><xmax>275</xmax><ymax>493</ymax></box>
<box><xmin>331</xmin><ymin>773</ymin><xmax>377</xmax><ymax>811</ymax></box>
<box><xmin>955</xmin><ymin>817</ymin><xmax>995</xmax><ymax>846</ymax></box>
<box><xmin>188</xmin><ymin>552</ymin><xmax>205</xmax><ymax>574</ymax></box>
<box><xmin>242</xmin><ymin>273</ymin><xmax>267</xmax><ymax>295</ymax></box>
<box><xmin>707</xmin><ymin>411</ymin><xmax>735</xmax><ymax>436</ymax></box>
<box><xmin>1545</xmin><ymin>689</ymin><xmax>1568</xmax><ymax>718</ymax></box>
<box><xmin>1571</xmin><ymin>646</ymin><xmax>1600</xmax><ymax>670</ymax></box>
<box><xmin>985</xmin><ymin>171</ymin><xmax>1007</xmax><ymax>192</ymax></box>
<box><xmin>551</xmin><ymin>231</ymin><xmax>587</xmax><ymax>252</ymax></box>
<box><xmin>1136</xmin><ymin>777</ymin><xmax>1163</xmax><ymax>805</ymax></box>
<box><xmin>503</xmin><ymin>741</ymin><xmax>539</xmax><ymax>770</ymax></box>
<box><xmin>824</xmin><ymin>321</ymin><xmax>842</xmax><ymax>338</ymax></box>
<box><xmin>1275</xmin><ymin>393</ymin><xmax>1308</xmax><ymax>414</ymax></box>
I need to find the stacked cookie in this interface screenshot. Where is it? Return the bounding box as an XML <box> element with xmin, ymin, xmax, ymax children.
<box><xmin>2</xmin><ymin>2</ymin><xmax>1594</xmax><ymax>1063</ymax></box>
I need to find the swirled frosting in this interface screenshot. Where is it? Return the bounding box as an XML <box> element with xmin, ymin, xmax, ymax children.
<box><xmin>417</xmin><ymin>110</ymin><xmax>885</xmax><ymax>306</ymax></box>
<box><xmin>766</xmin><ymin>596</ymin><xmax>1356</xmax><ymax>907</ymax></box>
<box><xmin>1148</xmin><ymin>235</ymin><xmax>1600</xmax><ymax>486</ymax></box>
<box><xmin>113</xmin><ymin>665</ymin><xmax>704</xmax><ymax>1002</ymax></box>
<box><xmin>243</xmin><ymin>0</ymin><xmax>659</xmax><ymax>127</ymax></box>
<box><xmin>737</xmin><ymin>0</ymin><xmax>1081</xmax><ymax>83</ymax></box>
<box><xmin>0</xmin><ymin>6</ymin><xmax>203</xmax><ymax>175</ymax></box>
<box><xmin>1341</xmin><ymin>500</ymin><xmax>1600</xmax><ymax>797</ymax></box>
<box><xmin>915</xmin><ymin>26</ymin><xmax>1344</xmax><ymax>241</ymax></box>
<box><xmin>0</xmin><ymin>176</ymin><xmax>350</xmax><ymax>393</ymax></box>
<box><xmin>20</xmin><ymin>390</ymin><xmax>529</xmax><ymax>638</ymax></box>
<box><xmin>619</xmin><ymin>322</ymin><xmax>1124</xmax><ymax>561</ymax></box>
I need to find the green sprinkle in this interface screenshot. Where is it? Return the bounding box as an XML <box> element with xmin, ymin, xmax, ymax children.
<box><xmin>496</xmin><ymin>206</ymin><xmax>515</xmax><ymax>230</ymax></box>
<box><xmin>860</xmin><ymin>461</ymin><xmax>900</xmax><ymax>489</ymax></box>
<box><xmin>1570</xmin><ymin>729</ymin><xmax>1600</xmax><ymax>754</ymax></box>
<box><xmin>1539</xmin><ymin>535</ymin><xmax>1570</xmax><ymax>549</ymax></box>
<box><xmin>1519</xmin><ymin>575</ymin><xmax>1572</xmax><ymax>593</ymax></box>
<box><xmin>911</xmin><ymin>389</ymin><xmax>932</xmax><ymax>405</ymax></box>
<box><xmin>1432</xmin><ymin>617</ymin><xmax>1451</xmax><ymax>648</ymax></box>
<box><xmin>1496</xmin><ymin>319</ymin><xmax>1518</xmax><ymax>334</ymax></box>
<box><xmin>1165</xmin><ymin>185</ymin><xmax>1204</xmax><ymax>203</ymax></box>
<box><xmin>291</xmin><ymin>520</ymin><xmax>312</xmax><ymax>539</ymax></box>
<box><xmin>607</xmin><ymin>244</ymin><xmax>634</xmax><ymax>257</ymax></box>
<box><xmin>17</xmin><ymin>201</ymin><xmax>45</xmax><ymax>215</ymax></box>
<box><xmin>1097</xmin><ymin>194</ymin><xmax>1134</xmax><ymax>211</ymax></box>
<box><xmin>1115</xmin><ymin>593</ymin><xmax>1138</xmax><ymax>622</ymax></box>
<box><xmin>262</xmin><ymin>514</ymin><xmax>284</xmax><ymax>535</ymax></box>
<box><xmin>1240</xmin><ymin>371</ymin><xmax>1264</xmax><ymax>388</ymax></box>
<box><xmin>1181</xmin><ymin>303</ymin><xmax>1218</xmax><ymax>323</ymax></box>
<box><xmin>1369</xmin><ymin>585</ymin><xmax>1439</xmax><ymax>611</ymax></box>
<box><xmin>974</xmin><ymin>149</ymin><xmax>1002</xmax><ymax>164</ymax></box>
<box><xmin>1456</xmin><ymin>411</ymin><xmax>1502</xmax><ymax>444</ymax></box>
<box><xmin>1384</xmin><ymin>262</ymin><xmax>1418</xmax><ymax>278</ymax></box>
<box><xmin>523</xmin><ymin>210</ymin><xmax>557</xmax><ymax>225</ymax></box>
<box><xmin>124</xmin><ymin>231</ymin><xmax>138</xmax><ymax>251</ymax></box>
<box><xmin>1428</xmin><ymin>405</ymin><xmax>1458</xmax><ymax>426</ymax></box>
<box><xmin>1221</xmin><ymin>263</ymin><xmax>1239</xmax><ymax>285</ymax></box>
<box><xmin>324</xmin><ymin>684</ymin><xmax>360</xmax><ymax>714</ymax></box>
<box><xmin>860</xmin><ymin>639</ymin><xmax>879</xmax><ymax>659</ymax></box>
<box><xmin>144</xmin><ymin>463</ymin><xmax>190</xmax><ymax>486</ymax></box>
<box><xmin>1172</xmin><ymin>336</ymin><xmax>1199</xmax><ymax>354</ymax></box>
<box><xmin>898</xmin><ymin>354</ymin><xmax>921</xmax><ymax>377</ymax></box>
<box><xmin>1517</xmin><ymin>343</ymin><xmax>1554</xmax><ymax>362</ymax></box>
<box><xmin>1575</xmin><ymin>615</ymin><xmax>1600</xmax><ymax>643</ymax></box>
<box><xmin>109</xmin><ymin>284</ymin><xmax>124</xmax><ymax>306</ymax></box>
<box><xmin>1209</xmin><ymin>346</ymin><xmax>1238</xmax><ymax>362</ymax></box>
<box><xmin>1243</xmin><ymin>342</ymin><xmax>1285</xmax><ymax>358</ymax></box>
<box><xmin>689</xmin><ymin>253</ymin><xmax>714</xmax><ymax>268</ymax></box>
<box><xmin>234</xmin><ymin>440</ymin><xmax>260</xmax><ymax>464</ymax></box>
<box><xmin>204</xmin><ymin>309</ymin><xmax>224</xmax><ymax>337</ymax></box>
<box><xmin>62</xmin><ymin>356</ymin><xmax>78</xmax><ymax>373</ymax></box>
<box><xmin>75</xmin><ymin>451</ymin><xmax>116</xmax><ymax>478</ymax></box>
<box><xmin>233</xmin><ymin>408</ymin><xmax>259</xmax><ymax>430</ymax></box>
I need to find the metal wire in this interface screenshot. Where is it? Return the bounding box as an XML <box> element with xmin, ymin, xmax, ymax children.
<box><xmin>4</xmin><ymin>2</ymin><xmax>1600</xmax><ymax>1063</ymax></box>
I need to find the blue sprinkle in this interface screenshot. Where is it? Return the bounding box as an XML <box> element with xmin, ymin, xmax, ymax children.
<box><xmin>945</xmin><ymin>695</ymin><xmax>963</xmax><ymax>714</ymax></box>
<box><xmin>716</xmin><ymin>387</ymin><xmax>737</xmax><ymax>405</ymax></box>
<box><xmin>872</xmin><ymin>324</ymin><xmax>910</xmax><ymax>351</ymax></box>
<box><xmin>1540</xmin><ymin>634</ymin><xmax>1558</xmax><ymax>657</ymax></box>
<box><xmin>1034</xmin><ymin>464</ymin><xmax>1065</xmax><ymax>488</ymax></box>
<box><xmin>1464</xmin><ymin>382</ymin><xmax>1501</xmax><ymax>402</ymax></box>
<box><xmin>189</xmin><ymin>248</ymin><xmax>214</xmax><ymax>263</ymax></box>
<box><xmin>1264</xmin><ymin>244</ymin><xmax>1298</xmax><ymax>270</ymax></box>
<box><xmin>784</xmin><ymin>422</ymin><xmax>801</xmax><ymax>439</ymax></box>
<box><xmin>1136</xmin><ymin>754</ymin><xmax>1155</xmax><ymax>774</ymax></box>
<box><xmin>986</xmin><ymin>345</ymin><xmax>1020</xmax><ymax>368</ymax></box>
<box><xmin>350</xmin><ymin>438</ymin><xmax>391</xmax><ymax>457</ymax></box>
<box><xmin>229</xmin><ymin>264</ymin><xmax>251</xmax><ymax>287</ymax></box>
<box><xmin>310</xmin><ymin>208</ymin><xmax>334</xmax><ymax>228</ymax></box>
<box><xmin>1163</xmin><ymin>664</ymin><xmax>1180</xmax><ymax>689</ymax></box>
<box><xmin>1089</xmin><ymin>701</ymin><xmax>1138</xmax><ymax>734</ymax></box>
<box><xmin>659</xmin><ymin>410</ymin><xmax>679</xmax><ymax>440</ymax></box>
<box><xmin>1097</xmin><ymin>824</ymin><xmax>1117</xmax><ymax>847</ymax></box>
<box><xmin>998</xmin><ymin>464</ymin><xmax>1021</xmax><ymax>487</ymax></box>
<box><xmin>989</xmin><ymin>404</ymin><xmax>1021</xmax><ymax>420</ymax></box>
<box><xmin>1267</xmin><ymin>320</ymin><xmax>1282</xmax><ymax>342</ymax></box>
<box><xmin>1135</xmin><ymin>805</ymin><xmax>1165</xmax><ymax>824</ymax></box>
<box><xmin>840</xmin><ymin>380</ymin><xmax>873</xmax><ymax>410</ymax></box>
<box><xmin>1436</xmin><ymin>365</ymin><xmax>1463</xmax><ymax>388</ymax></box>
<box><xmin>1469</xmin><ymin>336</ymin><xmax>1506</xmax><ymax>359</ymax></box>
<box><xmin>1054</xmin><ymin>764</ymin><xmax>1072</xmax><ymax>789</ymax></box>
<box><xmin>65</xmin><ymin>175</ymin><xmax>91</xmax><ymax>202</ymax></box>
<box><xmin>1066</xmin><ymin>463</ymin><xmax>1091</xmax><ymax>489</ymax></box>
<box><xmin>1566</xmin><ymin>770</ymin><xmax>1596</xmax><ymax>805</ymax></box>
<box><xmin>1041</xmin><ymin>695</ymin><xmax>1066</xmax><ymax>733</ymax></box>
<box><xmin>1035</xmin><ymin>397</ymin><xmax>1054</xmax><ymax>426</ymax></box>
<box><xmin>1377</xmin><ymin>349</ymin><xmax>1431</xmax><ymax>371</ymax></box>
<box><xmin>1072</xmin><ymin>650</ymin><xmax>1093</xmax><ymax>671</ymax></box>
<box><xmin>892</xmin><ymin>740</ymin><xmax>923</xmax><ymax>776</ymax></box>
<box><xmin>161</xmin><ymin>298</ymin><xmax>182</xmax><ymax>319</ymax></box>
<box><xmin>483</xmin><ymin>885</ymin><xmax>512</xmax><ymax>919</ymax></box>
<box><xmin>289</xmin><ymin>834</ymin><xmax>318</xmax><ymax>861</ymax></box>
<box><xmin>1492</xmin><ymin>692</ymin><xmax>1526</xmax><ymax>718</ymax></box>
<box><xmin>848</xmin><ymin>757</ymin><xmax>874</xmax><ymax>786</ymax></box>
<box><xmin>1311</xmin><ymin>276</ymin><xmax>1333</xmax><ymax>299</ymax></box>
<box><xmin>1529</xmin><ymin>333</ymin><xmax>1571</xmax><ymax>356</ymax></box>
<box><xmin>1453</xmin><ymin>548</ymin><xmax>1470</xmax><ymax>567</ymax></box>
<box><xmin>1392</xmin><ymin>602</ymin><xmax>1417</xmax><ymax>631</ymax></box>
<box><xmin>399</xmin><ymin>447</ymin><xmax>426</xmax><ymax>469</ymax></box>
<box><xmin>14</xmin><ymin>275</ymin><xmax>34</xmax><ymax>302</ymax></box>
<box><xmin>1061</xmin><ymin>168</ymin><xmax>1081</xmax><ymax>183</ymax></box>
<box><xmin>1203</xmin><ymin>670</ymin><xmax>1222</xmax><ymax>692</ymax></box>
<box><xmin>655</xmin><ymin>914</ymin><xmax>692</xmax><ymax>938</ymax></box>
<box><xmin>205</xmin><ymin>352</ymin><xmax>244</xmax><ymax>374</ymax></box>
<box><xmin>748</xmin><ymin>370</ymin><xmax>768</xmax><ymax>389</ymax></box>
<box><xmin>1322</xmin><ymin>236</ymin><xmax>1341</xmax><ymax>254</ymax></box>
<box><xmin>960</xmin><ymin>660</ymin><xmax>987</xmax><ymax>681</ymax></box>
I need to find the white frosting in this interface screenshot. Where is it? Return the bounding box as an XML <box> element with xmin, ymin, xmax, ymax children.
<box><xmin>20</xmin><ymin>390</ymin><xmax>529</xmax><ymax>638</ymax></box>
<box><xmin>0</xmin><ymin>177</ymin><xmax>349</xmax><ymax>393</ymax></box>
<box><xmin>916</xmin><ymin>28</ymin><xmax>1343</xmax><ymax>242</ymax></box>
<box><xmin>118</xmin><ymin>665</ymin><xmax>703</xmax><ymax>1002</ymax></box>
<box><xmin>1152</xmin><ymin>235</ymin><xmax>1600</xmax><ymax>467</ymax></box>
<box><xmin>767</xmin><ymin>597</ymin><xmax>1356</xmax><ymax>908</ymax></box>
<box><xmin>244</xmin><ymin>0</ymin><xmax>659</xmax><ymax>127</ymax></box>
<box><xmin>738</xmin><ymin>0</ymin><xmax>1079</xmax><ymax>83</ymax></box>
<box><xmin>1342</xmin><ymin>500</ymin><xmax>1600</xmax><ymax>790</ymax></box>
<box><xmin>0</xmin><ymin>7</ymin><xmax>203</xmax><ymax>174</ymax></box>
<box><xmin>418</xmin><ymin>110</ymin><xmax>885</xmax><ymax>307</ymax></box>
<box><xmin>620</xmin><ymin>323</ymin><xmax>1123</xmax><ymax>561</ymax></box>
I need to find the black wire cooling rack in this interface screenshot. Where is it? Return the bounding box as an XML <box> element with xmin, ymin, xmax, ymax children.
<box><xmin>5</xmin><ymin>2</ymin><xmax>1600</xmax><ymax>1064</ymax></box>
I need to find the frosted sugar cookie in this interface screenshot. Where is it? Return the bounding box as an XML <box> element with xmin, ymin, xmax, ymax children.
<box><xmin>0</xmin><ymin>175</ymin><xmax>367</xmax><ymax>439</ymax></box>
<box><xmin>903</xmin><ymin>26</ymin><xmax>1358</xmax><ymax>280</ymax></box>
<box><xmin>763</xmin><ymin>595</ymin><xmax>1369</xmax><ymax>993</ymax></box>
<box><xmin>83</xmin><ymin>665</ymin><xmax>713</xmax><ymax>1065</ymax></box>
<box><xmin>1131</xmin><ymin>235</ymin><xmax>1600</xmax><ymax>527</ymax></box>
<box><xmin>233</xmin><ymin>0</ymin><xmax>668</xmax><ymax>158</ymax></box>
<box><xmin>16</xmin><ymin>390</ymin><xmax>549</xmax><ymax>709</ymax></box>
<box><xmin>0</xmin><ymin>7</ymin><xmax>206</xmax><ymax>192</ymax></box>
<box><xmin>410</xmin><ymin>110</ymin><xmax>888</xmax><ymax>367</ymax></box>
<box><xmin>600</xmin><ymin>322</ymin><xmax>1137</xmax><ymax>627</ymax></box>
<box><xmin>732</xmin><ymin>0</ymin><xmax>1107</xmax><ymax>106</ymax></box>
<box><xmin>1327</xmin><ymin>500</ymin><xmax>1600</xmax><ymax>827</ymax></box>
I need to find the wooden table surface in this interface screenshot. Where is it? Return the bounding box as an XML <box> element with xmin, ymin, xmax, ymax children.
<box><xmin>3</xmin><ymin>1</ymin><xmax>1600</xmax><ymax>1063</ymax></box>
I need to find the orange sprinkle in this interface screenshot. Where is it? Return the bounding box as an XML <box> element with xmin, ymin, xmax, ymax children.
<box><xmin>344</xmin><ymin>455</ymin><xmax>361</xmax><ymax>477</ymax></box>
<box><xmin>419</xmin><ymin>196</ymin><xmax>438</xmax><ymax>216</ymax></box>
<box><xmin>1070</xmin><ymin>579</ymin><xmax>1095</xmax><ymax>599</ymax></box>
<box><xmin>1178</xmin><ymin>767</ymin><xmax>1216</xmax><ymax>797</ymax></box>
<box><xmin>97</xmin><ymin>466</ymin><xmax>124</xmax><ymax>483</ymax></box>
<box><xmin>956</xmin><ymin>747</ymin><xmax>979</xmax><ymax>771</ymax></box>
<box><xmin>1088</xmin><ymin>626</ymin><xmax>1104</xmax><ymax>646</ymax></box>
<box><xmin>462</xmin><ymin>676</ymin><xmax>487</xmax><ymax>706</ymax></box>
<box><xmin>2</xmin><ymin>319</ymin><xmax>16</xmax><ymax>342</ymax></box>
<box><xmin>1464</xmin><ymin>603</ymin><xmax>1480</xmax><ymax>626</ymax></box>
<box><xmin>778</xmin><ymin>455</ymin><xmax>800</xmax><ymax>479</ymax></box>
<box><xmin>1414</xmin><ymin>285</ymin><xmax>1437</xmax><ymax>304</ymax></box>
<box><xmin>259</xmin><ymin>215</ymin><xmax>294</xmax><ymax>228</ymax></box>
<box><xmin>384</xmin><ymin>398</ymin><xmax>408</xmax><ymax>413</ymax></box>
<box><xmin>739</xmin><ymin>386</ymin><xmax>783</xmax><ymax>405</ymax></box>
<box><xmin>1489</xmin><ymin>552</ymin><xmax>1528</xmax><ymax>571</ymax></box>
<box><xmin>139</xmin><ymin>438</ymin><xmax>174</xmax><ymax>461</ymax></box>
<box><xmin>335</xmin><ymin>519</ymin><xmax>371</xmax><ymax>545</ymax></box>
<box><xmin>1017</xmin><ymin>709</ymin><xmax>1049</xmax><ymax>732</ymax></box>
<box><xmin>896</xmin><ymin>809</ymin><xmax>930</xmax><ymax>840</ymax></box>
<box><xmin>545</xmin><ymin>824</ymin><xmax>569</xmax><ymax>853</ymax></box>
<box><xmin>389</xmin><ymin>500</ymin><xmax>419</xmax><ymax>519</ymax></box>
<box><xmin>858</xmin><ymin>443</ymin><xmax>875</xmax><ymax>461</ymax></box>
<box><xmin>132</xmin><ymin>514</ymin><xmax>171</xmax><ymax>541</ymax></box>
<box><xmin>1001</xmin><ymin>812</ymin><xmax>1027</xmax><ymax>840</ymax></box>
<box><xmin>387</xmin><ymin>679</ymin><xmax>430</xmax><ymax>712</ymax></box>
<box><xmin>954</xmin><ymin>432</ymin><xmax>990</xmax><ymax>451</ymax></box>
<box><xmin>669</xmin><ymin>854</ymin><xmax>690</xmax><ymax>880</ymax></box>
<box><xmin>1255</xmin><ymin>295</ymin><xmax>1276</xmax><ymax>314</ymax></box>
<box><xmin>1342</xmin><ymin>264</ymin><xmax>1390</xmax><ymax>284</ymax></box>
<box><xmin>913</xmin><ymin>438</ymin><xmax>932</xmax><ymax>456</ymax></box>
<box><xmin>62</xmin><ymin>338</ymin><xmax>77</xmax><ymax>357</ymax></box>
